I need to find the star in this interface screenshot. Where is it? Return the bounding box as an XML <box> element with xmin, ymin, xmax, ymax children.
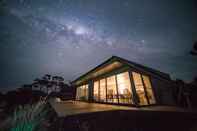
<box><xmin>0</xmin><ymin>0</ymin><xmax>196</xmax><ymax>90</ymax></box>
<box><xmin>141</xmin><ymin>40</ymin><xmax>145</xmax><ymax>44</ymax></box>
<box><xmin>65</xmin><ymin>21</ymin><xmax>90</xmax><ymax>36</ymax></box>
<box><xmin>74</xmin><ymin>26</ymin><xmax>88</xmax><ymax>35</ymax></box>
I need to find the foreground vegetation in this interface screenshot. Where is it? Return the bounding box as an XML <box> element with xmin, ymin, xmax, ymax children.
<box><xmin>0</xmin><ymin>97</ymin><xmax>50</xmax><ymax>131</ymax></box>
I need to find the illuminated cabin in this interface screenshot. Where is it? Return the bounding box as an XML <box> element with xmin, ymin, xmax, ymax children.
<box><xmin>72</xmin><ymin>56</ymin><xmax>175</xmax><ymax>106</ymax></box>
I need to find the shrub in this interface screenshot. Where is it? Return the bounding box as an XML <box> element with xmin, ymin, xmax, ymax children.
<box><xmin>2</xmin><ymin>97</ymin><xmax>48</xmax><ymax>131</ymax></box>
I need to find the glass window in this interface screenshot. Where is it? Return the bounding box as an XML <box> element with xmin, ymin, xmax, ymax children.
<box><xmin>100</xmin><ymin>79</ymin><xmax>106</xmax><ymax>102</ymax></box>
<box><xmin>107</xmin><ymin>75</ymin><xmax>118</xmax><ymax>103</ymax></box>
<box><xmin>76</xmin><ymin>86</ymin><xmax>80</xmax><ymax>100</ymax></box>
<box><xmin>84</xmin><ymin>84</ymin><xmax>89</xmax><ymax>100</ymax></box>
<box><xmin>76</xmin><ymin>84</ymin><xmax>88</xmax><ymax>101</ymax></box>
<box><xmin>142</xmin><ymin>75</ymin><xmax>156</xmax><ymax>104</ymax></box>
<box><xmin>80</xmin><ymin>85</ymin><xmax>84</xmax><ymax>100</ymax></box>
<box><xmin>76</xmin><ymin>86</ymin><xmax>83</xmax><ymax>100</ymax></box>
<box><xmin>81</xmin><ymin>85</ymin><xmax>85</xmax><ymax>98</ymax></box>
<box><xmin>93</xmin><ymin>81</ymin><xmax>99</xmax><ymax>101</ymax></box>
<box><xmin>132</xmin><ymin>72</ymin><xmax>148</xmax><ymax>105</ymax></box>
<box><xmin>117</xmin><ymin>72</ymin><xmax>133</xmax><ymax>104</ymax></box>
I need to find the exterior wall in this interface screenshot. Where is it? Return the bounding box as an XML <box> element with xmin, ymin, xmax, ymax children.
<box><xmin>151</xmin><ymin>76</ymin><xmax>176</xmax><ymax>105</ymax></box>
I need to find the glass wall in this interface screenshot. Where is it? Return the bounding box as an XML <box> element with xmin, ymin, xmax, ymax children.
<box><xmin>107</xmin><ymin>75</ymin><xmax>118</xmax><ymax>103</ymax></box>
<box><xmin>93</xmin><ymin>81</ymin><xmax>99</xmax><ymax>101</ymax></box>
<box><xmin>100</xmin><ymin>79</ymin><xmax>106</xmax><ymax>102</ymax></box>
<box><xmin>117</xmin><ymin>72</ymin><xmax>134</xmax><ymax>104</ymax></box>
<box><xmin>84</xmin><ymin>84</ymin><xmax>89</xmax><ymax>100</ymax></box>
<box><xmin>92</xmin><ymin>71</ymin><xmax>156</xmax><ymax>106</ymax></box>
<box><xmin>76</xmin><ymin>86</ymin><xmax>81</xmax><ymax>100</ymax></box>
<box><xmin>142</xmin><ymin>75</ymin><xmax>156</xmax><ymax>104</ymax></box>
<box><xmin>76</xmin><ymin>84</ymin><xmax>89</xmax><ymax>100</ymax></box>
<box><xmin>132</xmin><ymin>72</ymin><xmax>156</xmax><ymax>105</ymax></box>
<box><xmin>132</xmin><ymin>72</ymin><xmax>148</xmax><ymax>105</ymax></box>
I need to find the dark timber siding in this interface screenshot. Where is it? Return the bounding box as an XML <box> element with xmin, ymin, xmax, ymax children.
<box><xmin>151</xmin><ymin>76</ymin><xmax>175</xmax><ymax>105</ymax></box>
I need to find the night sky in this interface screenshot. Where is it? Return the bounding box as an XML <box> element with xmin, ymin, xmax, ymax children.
<box><xmin>0</xmin><ymin>0</ymin><xmax>197</xmax><ymax>92</ymax></box>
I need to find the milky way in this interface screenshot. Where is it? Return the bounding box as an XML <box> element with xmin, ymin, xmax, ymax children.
<box><xmin>0</xmin><ymin>0</ymin><xmax>197</xmax><ymax>91</ymax></box>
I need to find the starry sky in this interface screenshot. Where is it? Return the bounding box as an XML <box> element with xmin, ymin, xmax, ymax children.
<box><xmin>0</xmin><ymin>0</ymin><xmax>197</xmax><ymax>92</ymax></box>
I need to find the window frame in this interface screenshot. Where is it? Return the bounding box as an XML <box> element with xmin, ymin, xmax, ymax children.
<box><xmin>131</xmin><ymin>71</ymin><xmax>156</xmax><ymax>105</ymax></box>
<box><xmin>91</xmin><ymin>69</ymin><xmax>156</xmax><ymax>106</ymax></box>
<box><xmin>75</xmin><ymin>83</ymin><xmax>89</xmax><ymax>101</ymax></box>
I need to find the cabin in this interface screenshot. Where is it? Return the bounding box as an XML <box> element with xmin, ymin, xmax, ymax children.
<box><xmin>72</xmin><ymin>56</ymin><xmax>175</xmax><ymax>106</ymax></box>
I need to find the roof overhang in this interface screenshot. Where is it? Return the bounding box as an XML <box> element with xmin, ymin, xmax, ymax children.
<box><xmin>72</xmin><ymin>58</ymin><xmax>123</xmax><ymax>86</ymax></box>
<box><xmin>72</xmin><ymin>56</ymin><xmax>171</xmax><ymax>86</ymax></box>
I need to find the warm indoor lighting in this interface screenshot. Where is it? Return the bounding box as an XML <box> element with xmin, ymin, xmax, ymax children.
<box><xmin>93</xmin><ymin>81</ymin><xmax>99</xmax><ymax>101</ymax></box>
<box><xmin>117</xmin><ymin>72</ymin><xmax>133</xmax><ymax>104</ymax></box>
<box><xmin>76</xmin><ymin>84</ymin><xmax>89</xmax><ymax>100</ymax></box>
<box><xmin>107</xmin><ymin>75</ymin><xmax>118</xmax><ymax>103</ymax></box>
<box><xmin>132</xmin><ymin>72</ymin><xmax>148</xmax><ymax>105</ymax></box>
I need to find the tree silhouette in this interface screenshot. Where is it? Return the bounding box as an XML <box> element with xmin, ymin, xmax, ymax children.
<box><xmin>52</xmin><ymin>76</ymin><xmax>64</xmax><ymax>92</ymax></box>
<box><xmin>33</xmin><ymin>78</ymin><xmax>44</xmax><ymax>91</ymax></box>
<box><xmin>191</xmin><ymin>76</ymin><xmax>197</xmax><ymax>86</ymax></box>
<box><xmin>190</xmin><ymin>41</ymin><xmax>197</xmax><ymax>55</ymax></box>
<box><xmin>20</xmin><ymin>84</ymin><xmax>33</xmax><ymax>91</ymax></box>
<box><xmin>0</xmin><ymin>91</ymin><xmax>4</xmax><ymax>103</ymax></box>
<box><xmin>42</xmin><ymin>74</ymin><xmax>51</xmax><ymax>93</ymax></box>
<box><xmin>0</xmin><ymin>0</ymin><xmax>7</xmax><ymax>15</ymax></box>
<box><xmin>195</xmin><ymin>77</ymin><xmax>197</xmax><ymax>83</ymax></box>
<box><xmin>31</xmin><ymin>74</ymin><xmax>66</xmax><ymax>94</ymax></box>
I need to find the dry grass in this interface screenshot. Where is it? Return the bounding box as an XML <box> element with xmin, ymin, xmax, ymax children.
<box><xmin>1</xmin><ymin>97</ymin><xmax>48</xmax><ymax>131</ymax></box>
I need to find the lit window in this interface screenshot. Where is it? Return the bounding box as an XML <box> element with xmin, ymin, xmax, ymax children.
<box><xmin>117</xmin><ymin>72</ymin><xmax>133</xmax><ymax>104</ymax></box>
<box><xmin>132</xmin><ymin>72</ymin><xmax>148</xmax><ymax>105</ymax></box>
<box><xmin>84</xmin><ymin>84</ymin><xmax>89</xmax><ymax>100</ymax></box>
<box><xmin>100</xmin><ymin>79</ymin><xmax>106</xmax><ymax>102</ymax></box>
<box><xmin>142</xmin><ymin>75</ymin><xmax>156</xmax><ymax>104</ymax></box>
<box><xmin>93</xmin><ymin>81</ymin><xmax>99</xmax><ymax>101</ymax></box>
<box><xmin>76</xmin><ymin>84</ymin><xmax>88</xmax><ymax>101</ymax></box>
<box><xmin>76</xmin><ymin>86</ymin><xmax>83</xmax><ymax>100</ymax></box>
<box><xmin>107</xmin><ymin>75</ymin><xmax>118</xmax><ymax>103</ymax></box>
<box><xmin>76</xmin><ymin>87</ymin><xmax>80</xmax><ymax>100</ymax></box>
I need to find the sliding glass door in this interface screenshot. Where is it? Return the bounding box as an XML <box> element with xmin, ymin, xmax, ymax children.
<box><xmin>132</xmin><ymin>72</ymin><xmax>148</xmax><ymax>105</ymax></box>
<box><xmin>93</xmin><ymin>71</ymin><xmax>133</xmax><ymax>104</ymax></box>
<box><xmin>107</xmin><ymin>75</ymin><xmax>118</xmax><ymax>103</ymax></box>
<box><xmin>142</xmin><ymin>75</ymin><xmax>156</xmax><ymax>104</ymax></box>
<box><xmin>93</xmin><ymin>81</ymin><xmax>99</xmax><ymax>101</ymax></box>
<box><xmin>100</xmin><ymin>79</ymin><xmax>107</xmax><ymax>102</ymax></box>
<box><xmin>92</xmin><ymin>71</ymin><xmax>156</xmax><ymax>106</ymax></box>
<box><xmin>116</xmin><ymin>72</ymin><xmax>134</xmax><ymax>104</ymax></box>
<box><xmin>76</xmin><ymin>84</ymin><xmax>89</xmax><ymax>101</ymax></box>
<box><xmin>132</xmin><ymin>72</ymin><xmax>156</xmax><ymax>105</ymax></box>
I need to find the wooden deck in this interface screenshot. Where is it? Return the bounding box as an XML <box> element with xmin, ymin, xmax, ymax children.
<box><xmin>49</xmin><ymin>100</ymin><xmax>197</xmax><ymax>131</ymax></box>
<box><xmin>49</xmin><ymin>100</ymin><xmax>191</xmax><ymax>117</ymax></box>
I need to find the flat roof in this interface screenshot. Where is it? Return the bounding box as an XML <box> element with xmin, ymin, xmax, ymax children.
<box><xmin>49</xmin><ymin>100</ymin><xmax>192</xmax><ymax>117</ymax></box>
